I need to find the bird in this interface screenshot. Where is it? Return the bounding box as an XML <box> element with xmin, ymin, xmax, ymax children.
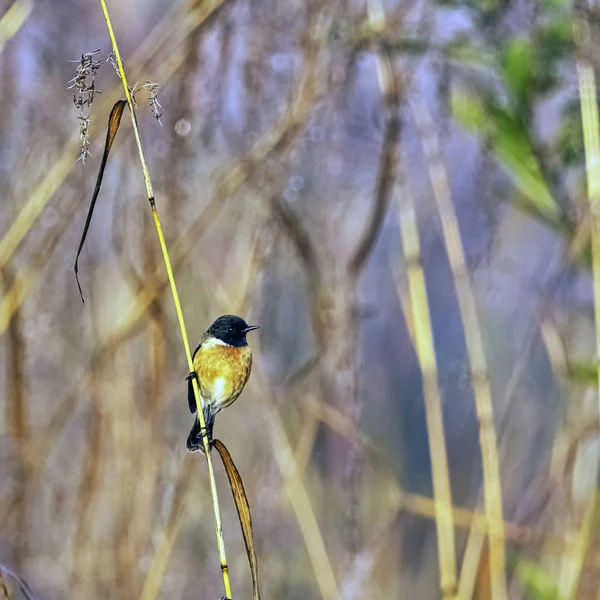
<box><xmin>186</xmin><ymin>314</ymin><xmax>259</xmax><ymax>452</ymax></box>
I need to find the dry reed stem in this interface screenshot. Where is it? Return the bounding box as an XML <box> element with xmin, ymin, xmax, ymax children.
<box><xmin>368</xmin><ymin>1</ymin><xmax>457</xmax><ymax>594</ymax></box>
<box><xmin>458</xmin><ymin>318</ymin><xmax>540</xmax><ymax>599</ymax></box>
<box><xmin>558</xmin><ymin>494</ymin><xmax>597</xmax><ymax>600</ymax></box>
<box><xmin>2</xmin><ymin>266</ymin><xmax>28</xmax><ymax>570</ymax></box>
<box><xmin>0</xmin><ymin>0</ymin><xmax>32</xmax><ymax>55</ymax></box>
<box><xmin>578</xmin><ymin>35</ymin><xmax>600</xmax><ymax>441</ymax></box>
<box><xmin>276</xmin><ymin>395</ymin><xmax>600</xmax><ymax>563</ymax></box>
<box><xmin>138</xmin><ymin>455</ymin><xmax>195</xmax><ymax>600</ymax></box>
<box><xmin>339</xmin><ymin>509</ymin><xmax>401</xmax><ymax>600</ymax></box>
<box><xmin>411</xmin><ymin>100</ymin><xmax>507</xmax><ymax>599</ymax></box>
<box><xmin>293</xmin><ymin>396</ymin><xmax>321</xmax><ymax>479</ymax></box>
<box><xmin>97</xmin><ymin>0</ymin><xmax>231</xmax><ymax>596</ymax></box>
<box><xmin>0</xmin><ymin>572</ymin><xmax>8</xmax><ymax>600</ymax></box>
<box><xmin>556</xmin><ymin>31</ymin><xmax>600</xmax><ymax>600</ymax></box>
<box><xmin>396</xmin><ymin>175</ymin><xmax>458</xmax><ymax>597</ymax></box>
<box><xmin>110</xmin><ymin>346</ymin><xmax>136</xmax><ymax>598</ymax></box>
<box><xmin>260</xmin><ymin>393</ymin><xmax>339</xmax><ymax>599</ymax></box>
<box><xmin>309</xmin><ymin>397</ymin><xmax>600</xmax><ymax>582</ymax></box>
<box><xmin>69</xmin><ymin>366</ymin><xmax>104</xmax><ymax>596</ymax></box>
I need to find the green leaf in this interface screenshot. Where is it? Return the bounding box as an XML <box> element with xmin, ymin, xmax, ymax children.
<box><xmin>540</xmin><ymin>0</ymin><xmax>571</xmax><ymax>15</ymax></box>
<box><xmin>517</xmin><ymin>560</ymin><xmax>560</xmax><ymax>600</ymax></box>
<box><xmin>558</xmin><ymin>100</ymin><xmax>584</xmax><ymax>167</ymax></box>
<box><xmin>502</xmin><ymin>37</ymin><xmax>534</xmax><ymax>106</ymax></box>
<box><xmin>491</xmin><ymin>106</ymin><xmax>560</xmax><ymax>224</ymax></box>
<box><xmin>450</xmin><ymin>86</ymin><xmax>487</xmax><ymax>132</ymax></box>
<box><xmin>537</xmin><ymin>19</ymin><xmax>573</xmax><ymax>62</ymax></box>
<box><xmin>472</xmin><ymin>0</ymin><xmax>501</xmax><ymax>14</ymax></box>
<box><xmin>566</xmin><ymin>361</ymin><xmax>598</xmax><ymax>385</ymax></box>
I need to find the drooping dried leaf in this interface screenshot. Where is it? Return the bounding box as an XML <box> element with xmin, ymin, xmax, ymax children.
<box><xmin>212</xmin><ymin>439</ymin><xmax>260</xmax><ymax>600</ymax></box>
<box><xmin>73</xmin><ymin>99</ymin><xmax>127</xmax><ymax>302</ymax></box>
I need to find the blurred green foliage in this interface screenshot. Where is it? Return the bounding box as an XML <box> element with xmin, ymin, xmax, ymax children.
<box><xmin>517</xmin><ymin>560</ymin><xmax>560</xmax><ymax>600</ymax></box>
<box><xmin>446</xmin><ymin>0</ymin><xmax>577</xmax><ymax>230</ymax></box>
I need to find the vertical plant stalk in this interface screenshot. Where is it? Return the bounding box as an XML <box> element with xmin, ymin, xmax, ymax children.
<box><xmin>0</xmin><ymin>0</ymin><xmax>32</xmax><ymax>56</ymax></box>
<box><xmin>557</xmin><ymin>35</ymin><xmax>600</xmax><ymax>600</ymax></box>
<box><xmin>365</xmin><ymin>0</ymin><xmax>459</xmax><ymax>590</ymax></box>
<box><xmin>5</xmin><ymin>267</ymin><xmax>28</xmax><ymax>570</ymax></box>
<box><xmin>0</xmin><ymin>572</ymin><xmax>8</xmax><ymax>600</ymax></box>
<box><xmin>367</xmin><ymin>1</ymin><xmax>458</xmax><ymax>595</ymax></box>
<box><xmin>578</xmin><ymin>38</ymin><xmax>600</xmax><ymax>425</ymax></box>
<box><xmin>397</xmin><ymin>178</ymin><xmax>458</xmax><ymax>598</ymax></box>
<box><xmin>138</xmin><ymin>456</ymin><xmax>195</xmax><ymax>600</ymax></box>
<box><xmin>69</xmin><ymin>294</ymin><xmax>104</xmax><ymax>599</ymax></box>
<box><xmin>411</xmin><ymin>100</ymin><xmax>507</xmax><ymax>600</ymax></box>
<box><xmin>97</xmin><ymin>1</ymin><xmax>232</xmax><ymax>597</ymax></box>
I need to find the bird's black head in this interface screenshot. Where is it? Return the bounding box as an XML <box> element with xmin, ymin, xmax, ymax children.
<box><xmin>207</xmin><ymin>314</ymin><xmax>259</xmax><ymax>347</ymax></box>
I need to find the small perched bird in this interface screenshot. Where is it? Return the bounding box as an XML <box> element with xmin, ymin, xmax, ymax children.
<box><xmin>186</xmin><ymin>314</ymin><xmax>259</xmax><ymax>451</ymax></box>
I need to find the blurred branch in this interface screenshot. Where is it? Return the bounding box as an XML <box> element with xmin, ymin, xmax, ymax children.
<box><xmin>347</xmin><ymin>47</ymin><xmax>399</xmax><ymax>278</ymax></box>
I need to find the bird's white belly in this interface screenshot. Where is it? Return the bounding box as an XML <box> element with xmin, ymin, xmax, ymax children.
<box><xmin>212</xmin><ymin>377</ymin><xmax>226</xmax><ymax>402</ymax></box>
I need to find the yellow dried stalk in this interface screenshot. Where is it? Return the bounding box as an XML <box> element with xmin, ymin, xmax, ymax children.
<box><xmin>397</xmin><ymin>177</ymin><xmax>458</xmax><ymax>598</ymax></box>
<box><xmin>97</xmin><ymin>0</ymin><xmax>231</xmax><ymax>596</ymax></box>
<box><xmin>556</xmin><ymin>30</ymin><xmax>600</xmax><ymax>600</ymax></box>
<box><xmin>411</xmin><ymin>101</ymin><xmax>507</xmax><ymax>600</ymax></box>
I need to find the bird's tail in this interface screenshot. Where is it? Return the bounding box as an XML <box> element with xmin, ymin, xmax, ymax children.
<box><xmin>186</xmin><ymin>406</ymin><xmax>215</xmax><ymax>452</ymax></box>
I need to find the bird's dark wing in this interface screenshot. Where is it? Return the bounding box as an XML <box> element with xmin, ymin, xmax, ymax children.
<box><xmin>188</xmin><ymin>374</ymin><xmax>197</xmax><ymax>414</ymax></box>
<box><xmin>188</xmin><ymin>339</ymin><xmax>203</xmax><ymax>413</ymax></box>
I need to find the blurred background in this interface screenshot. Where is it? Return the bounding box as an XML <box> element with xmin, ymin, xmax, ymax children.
<box><xmin>0</xmin><ymin>0</ymin><xmax>598</xmax><ymax>598</ymax></box>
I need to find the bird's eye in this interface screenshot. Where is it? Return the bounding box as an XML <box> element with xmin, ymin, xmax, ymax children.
<box><xmin>229</xmin><ymin>327</ymin><xmax>234</xmax><ymax>332</ymax></box>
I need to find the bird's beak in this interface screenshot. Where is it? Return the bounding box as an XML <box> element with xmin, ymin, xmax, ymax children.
<box><xmin>243</xmin><ymin>325</ymin><xmax>260</xmax><ymax>333</ymax></box>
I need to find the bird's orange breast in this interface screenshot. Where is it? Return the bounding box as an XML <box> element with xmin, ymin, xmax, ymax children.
<box><xmin>193</xmin><ymin>343</ymin><xmax>252</xmax><ymax>412</ymax></box>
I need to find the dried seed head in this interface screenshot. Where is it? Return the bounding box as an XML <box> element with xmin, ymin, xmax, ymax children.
<box><xmin>141</xmin><ymin>80</ymin><xmax>164</xmax><ymax>125</ymax></box>
<box><xmin>69</xmin><ymin>49</ymin><xmax>103</xmax><ymax>163</ymax></box>
<box><xmin>68</xmin><ymin>49</ymin><xmax>103</xmax><ymax>108</ymax></box>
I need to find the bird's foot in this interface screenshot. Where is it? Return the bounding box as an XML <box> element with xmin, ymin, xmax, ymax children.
<box><xmin>195</xmin><ymin>426</ymin><xmax>212</xmax><ymax>442</ymax></box>
<box><xmin>186</xmin><ymin>371</ymin><xmax>198</xmax><ymax>382</ymax></box>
